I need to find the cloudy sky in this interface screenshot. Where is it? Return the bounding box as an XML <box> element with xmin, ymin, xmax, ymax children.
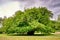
<box><xmin>0</xmin><ymin>0</ymin><xmax>60</xmax><ymax>20</ymax></box>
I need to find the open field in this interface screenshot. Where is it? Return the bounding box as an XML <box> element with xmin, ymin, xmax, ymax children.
<box><xmin>0</xmin><ymin>33</ymin><xmax>60</xmax><ymax>40</ymax></box>
<box><xmin>0</xmin><ymin>36</ymin><xmax>60</xmax><ymax>40</ymax></box>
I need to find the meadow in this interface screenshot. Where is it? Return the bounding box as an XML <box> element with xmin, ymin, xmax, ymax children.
<box><xmin>0</xmin><ymin>33</ymin><xmax>60</xmax><ymax>40</ymax></box>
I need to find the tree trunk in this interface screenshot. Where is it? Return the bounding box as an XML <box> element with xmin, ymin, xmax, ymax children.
<box><xmin>27</xmin><ymin>30</ymin><xmax>35</xmax><ymax>35</ymax></box>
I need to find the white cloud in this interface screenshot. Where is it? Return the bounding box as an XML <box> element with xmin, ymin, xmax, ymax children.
<box><xmin>0</xmin><ymin>1</ymin><xmax>20</xmax><ymax>18</ymax></box>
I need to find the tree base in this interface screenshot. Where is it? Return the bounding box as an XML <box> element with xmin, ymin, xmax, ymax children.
<box><xmin>27</xmin><ymin>30</ymin><xmax>35</xmax><ymax>35</ymax></box>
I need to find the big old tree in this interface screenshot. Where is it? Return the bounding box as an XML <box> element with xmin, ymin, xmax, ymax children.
<box><xmin>2</xmin><ymin>7</ymin><xmax>55</xmax><ymax>35</ymax></box>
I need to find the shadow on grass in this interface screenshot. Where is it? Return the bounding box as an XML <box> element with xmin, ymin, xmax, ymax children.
<box><xmin>8</xmin><ymin>34</ymin><xmax>54</xmax><ymax>36</ymax></box>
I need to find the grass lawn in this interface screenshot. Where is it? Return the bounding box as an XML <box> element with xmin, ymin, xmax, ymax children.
<box><xmin>0</xmin><ymin>34</ymin><xmax>60</xmax><ymax>40</ymax></box>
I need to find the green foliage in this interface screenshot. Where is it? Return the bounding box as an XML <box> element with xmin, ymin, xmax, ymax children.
<box><xmin>2</xmin><ymin>7</ymin><xmax>55</xmax><ymax>34</ymax></box>
<box><xmin>51</xmin><ymin>21</ymin><xmax>60</xmax><ymax>31</ymax></box>
<box><xmin>29</xmin><ymin>20</ymin><xmax>55</xmax><ymax>34</ymax></box>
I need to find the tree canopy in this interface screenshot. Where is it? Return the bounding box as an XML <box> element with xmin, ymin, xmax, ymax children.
<box><xmin>1</xmin><ymin>7</ymin><xmax>55</xmax><ymax>35</ymax></box>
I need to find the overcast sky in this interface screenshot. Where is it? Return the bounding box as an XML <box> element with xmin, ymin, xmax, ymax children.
<box><xmin>0</xmin><ymin>0</ymin><xmax>60</xmax><ymax>20</ymax></box>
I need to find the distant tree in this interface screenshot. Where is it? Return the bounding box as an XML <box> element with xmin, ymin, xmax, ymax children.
<box><xmin>0</xmin><ymin>17</ymin><xmax>3</xmax><ymax>33</ymax></box>
<box><xmin>58</xmin><ymin>15</ymin><xmax>60</xmax><ymax>21</ymax></box>
<box><xmin>0</xmin><ymin>17</ymin><xmax>3</xmax><ymax>23</ymax></box>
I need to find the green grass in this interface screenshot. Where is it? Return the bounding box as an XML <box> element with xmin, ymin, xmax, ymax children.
<box><xmin>0</xmin><ymin>36</ymin><xmax>60</xmax><ymax>40</ymax></box>
<box><xmin>0</xmin><ymin>34</ymin><xmax>60</xmax><ymax>40</ymax></box>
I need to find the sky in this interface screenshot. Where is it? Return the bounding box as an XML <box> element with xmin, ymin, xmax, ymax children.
<box><xmin>0</xmin><ymin>0</ymin><xmax>60</xmax><ymax>20</ymax></box>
